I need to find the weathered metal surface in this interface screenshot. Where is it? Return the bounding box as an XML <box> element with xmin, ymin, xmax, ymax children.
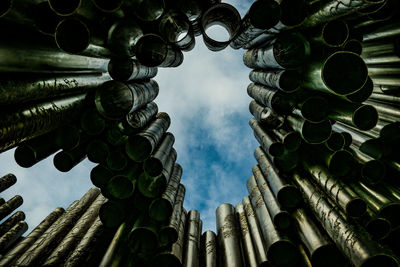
<box><xmin>183</xmin><ymin>210</ymin><xmax>202</xmax><ymax>267</ymax></box>
<box><xmin>0</xmin><ymin>196</ymin><xmax>23</xmax><ymax>221</ymax></box>
<box><xmin>0</xmin><ymin>174</ymin><xmax>16</xmax><ymax>193</ymax></box>
<box><xmin>236</xmin><ymin>203</ymin><xmax>257</xmax><ymax>267</ymax></box>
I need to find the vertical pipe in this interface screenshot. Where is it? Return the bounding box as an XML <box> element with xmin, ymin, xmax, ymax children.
<box><xmin>201</xmin><ymin>230</ymin><xmax>217</xmax><ymax>267</ymax></box>
<box><xmin>183</xmin><ymin>210</ymin><xmax>202</xmax><ymax>267</ymax></box>
<box><xmin>236</xmin><ymin>203</ymin><xmax>257</xmax><ymax>267</ymax></box>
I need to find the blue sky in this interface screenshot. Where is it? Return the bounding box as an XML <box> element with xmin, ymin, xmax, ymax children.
<box><xmin>0</xmin><ymin>0</ymin><xmax>255</xmax><ymax>233</ymax></box>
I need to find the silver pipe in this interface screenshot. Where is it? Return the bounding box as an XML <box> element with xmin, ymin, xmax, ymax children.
<box><xmin>236</xmin><ymin>203</ymin><xmax>257</xmax><ymax>267</ymax></box>
<box><xmin>0</xmin><ymin>211</ymin><xmax>25</xmax><ymax>237</ymax></box>
<box><xmin>108</xmin><ymin>58</ymin><xmax>157</xmax><ymax>82</ymax></box>
<box><xmin>249</xmin><ymin>101</ymin><xmax>285</xmax><ymax>130</ymax></box>
<box><xmin>0</xmin><ymin>221</ymin><xmax>28</xmax><ymax>253</ymax></box>
<box><xmin>0</xmin><ymin>174</ymin><xmax>16</xmax><ymax>193</ymax></box>
<box><xmin>183</xmin><ymin>210</ymin><xmax>202</xmax><ymax>267</ymax></box>
<box><xmin>0</xmin><ymin>196</ymin><xmax>23</xmax><ymax>221</ymax></box>
<box><xmin>201</xmin><ymin>230</ymin><xmax>218</xmax><ymax>267</ymax></box>
<box><xmin>250</xmin><ymin>119</ymin><xmax>284</xmax><ymax>157</ymax></box>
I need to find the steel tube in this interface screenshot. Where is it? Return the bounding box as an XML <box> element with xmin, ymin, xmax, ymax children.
<box><xmin>249</xmin><ymin>69</ymin><xmax>301</xmax><ymax>93</ymax></box>
<box><xmin>236</xmin><ymin>203</ymin><xmax>257</xmax><ymax>267</ymax></box>
<box><xmin>98</xmin><ymin>201</ymin><xmax>126</xmax><ymax>228</ymax></box>
<box><xmin>272</xmin><ymin>127</ymin><xmax>302</xmax><ymax>151</ymax></box>
<box><xmin>369</xmin><ymin>92</ymin><xmax>400</xmax><ymax>106</ymax></box>
<box><xmin>361</xmin><ymin>207</ymin><xmax>391</xmax><ymax>240</ymax></box>
<box><xmin>244</xmin><ymin>32</ymin><xmax>310</xmax><ymax>69</ymax></box>
<box><xmin>343</xmin><ymin>39</ymin><xmax>363</xmax><ymax>55</ymax></box>
<box><xmin>126</xmin><ymin>112</ymin><xmax>171</xmax><ymax>162</ymax></box>
<box><xmin>216</xmin><ymin>204</ymin><xmax>243</xmax><ymax>267</ymax></box>
<box><xmin>249</xmin><ymin>101</ymin><xmax>284</xmax><ymax>129</ymax></box>
<box><xmin>201</xmin><ymin>230</ymin><xmax>217</xmax><ymax>267</ymax></box>
<box><xmin>121</xmin><ymin>102</ymin><xmax>158</xmax><ymax>134</ymax></box>
<box><xmin>16</xmin><ymin>188</ymin><xmax>100</xmax><ymax>266</ymax></box>
<box><xmin>183</xmin><ymin>210</ymin><xmax>202</xmax><ymax>267</ymax></box>
<box><xmin>230</xmin><ymin>0</ymin><xmax>281</xmax><ymax>49</ymax></box>
<box><xmin>53</xmin><ymin>139</ymin><xmax>88</xmax><ymax>172</ymax></box>
<box><xmin>297</xmin><ymin>96</ymin><xmax>329</xmax><ymax>123</ymax></box>
<box><xmin>42</xmin><ymin>194</ymin><xmax>106</xmax><ymax>266</ymax></box>
<box><xmin>254</xmin><ymin>146</ymin><xmax>302</xmax><ymax>208</ymax></box>
<box><xmin>242</xmin><ymin>196</ymin><xmax>269</xmax><ymax>266</ymax></box>
<box><xmin>135</xmin><ymin>34</ymin><xmax>183</xmax><ymax>67</ymax></box>
<box><xmin>107</xmin><ymin>19</ymin><xmax>143</xmax><ymax>57</ymax></box>
<box><xmin>324</xmin><ymin>131</ymin><xmax>345</xmax><ymax>151</ymax></box>
<box><xmin>349</xmin><ymin>146</ymin><xmax>386</xmax><ymax>185</ymax></box>
<box><xmin>0</xmin><ymin>211</ymin><xmax>25</xmax><ymax>237</ymax></box>
<box><xmin>362</xmin><ymin>38</ymin><xmax>400</xmax><ymax>58</ymax></box>
<box><xmin>247</xmin><ymin>83</ymin><xmax>294</xmax><ymax>114</ymax></box>
<box><xmin>341</xmin><ymin>76</ymin><xmax>373</xmax><ymax>103</ymax></box>
<box><xmin>292</xmin><ymin>207</ymin><xmax>344</xmax><ymax>267</ymax></box>
<box><xmin>144</xmin><ymin>133</ymin><xmax>175</xmax><ymax>177</ymax></box>
<box><xmin>149</xmin><ymin>164</ymin><xmax>182</xmax><ymax>222</ymax></box>
<box><xmin>0</xmin><ymin>196</ymin><xmax>23</xmax><ymax>221</ymax></box>
<box><xmin>201</xmin><ymin>3</ymin><xmax>241</xmax><ymax>51</ymax></box>
<box><xmin>366</xmin><ymin>99</ymin><xmax>400</xmax><ymax>121</ymax></box>
<box><xmin>86</xmin><ymin>139</ymin><xmax>109</xmax><ymax>164</ymax></box>
<box><xmin>99</xmin><ymin>221</ymin><xmax>130</xmax><ymax>267</ymax></box>
<box><xmin>293</xmin><ymin>173</ymin><xmax>399</xmax><ymax>267</ymax></box>
<box><xmin>247</xmin><ymin>176</ymin><xmax>299</xmax><ymax>266</ymax></box>
<box><xmin>310</xmin><ymin>20</ymin><xmax>349</xmax><ymax>47</ymax></box>
<box><xmin>329</xmin><ymin>101</ymin><xmax>378</xmax><ymax>131</ymax></box>
<box><xmin>123</xmin><ymin>0</ymin><xmax>165</xmax><ymax>21</ymax></box>
<box><xmin>250</xmin><ymin>119</ymin><xmax>284</xmax><ymax>157</ymax></box>
<box><xmin>128</xmin><ymin>215</ymin><xmax>159</xmax><ymax>254</ymax></box>
<box><xmin>287</xmin><ymin>115</ymin><xmax>332</xmax><ymax>144</ymax></box>
<box><xmin>0</xmin><ymin>207</ymin><xmax>64</xmax><ymax>266</ymax></box>
<box><xmin>313</xmin><ymin>145</ymin><xmax>355</xmax><ymax>176</ymax></box>
<box><xmin>55</xmin><ymin>125</ymin><xmax>82</xmax><ymax>151</ymax></box>
<box><xmin>0</xmin><ymin>221</ymin><xmax>28</xmax><ymax>253</ymax></box>
<box><xmin>108</xmin><ymin>58</ymin><xmax>157</xmax><ymax>82</ymax></box>
<box><xmin>0</xmin><ymin>174</ymin><xmax>16</xmax><ymax>193</ymax></box>
<box><xmin>363</xmin><ymin>22</ymin><xmax>400</xmax><ymax>42</ymax></box>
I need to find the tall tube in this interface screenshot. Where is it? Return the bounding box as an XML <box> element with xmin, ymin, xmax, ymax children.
<box><xmin>250</xmin><ymin>119</ymin><xmax>284</xmax><ymax>157</ymax></box>
<box><xmin>287</xmin><ymin>115</ymin><xmax>332</xmax><ymax>144</ymax></box>
<box><xmin>249</xmin><ymin>69</ymin><xmax>301</xmax><ymax>93</ymax></box>
<box><xmin>247</xmin><ymin>83</ymin><xmax>294</xmax><ymax>114</ymax></box>
<box><xmin>201</xmin><ymin>230</ymin><xmax>218</xmax><ymax>267</ymax></box>
<box><xmin>107</xmin><ymin>19</ymin><xmax>143</xmax><ymax>57</ymax></box>
<box><xmin>122</xmin><ymin>102</ymin><xmax>158</xmax><ymax>133</ymax></box>
<box><xmin>183</xmin><ymin>210</ymin><xmax>202</xmax><ymax>267</ymax></box>
<box><xmin>0</xmin><ymin>196</ymin><xmax>23</xmax><ymax>221</ymax></box>
<box><xmin>0</xmin><ymin>174</ymin><xmax>16</xmax><ymax>193</ymax></box>
<box><xmin>108</xmin><ymin>58</ymin><xmax>157</xmax><ymax>82</ymax></box>
<box><xmin>249</xmin><ymin>101</ymin><xmax>284</xmax><ymax>129</ymax></box>
<box><xmin>0</xmin><ymin>221</ymin><xmax>28</xmax><ymax>252</ymax></box>
<box><xmin>0</xmin><ymin>211</ymin><xmax>25</xmax><ymax>237</ymax></box>
<box><xmin>144</xmin><ymin>133</ymin><xmax>175</xmax><ymax>177</ymax></box>
<box><xmin>236</xmin><ymin>203</ymin><xmax>257</xmax><ymax>267</ymax></box>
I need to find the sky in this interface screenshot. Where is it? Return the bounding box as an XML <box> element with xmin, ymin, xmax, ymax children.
<box><xmin>0</xmin><ymin>0</ymin><xmax>255</xmax><ymax>233</ymax></box>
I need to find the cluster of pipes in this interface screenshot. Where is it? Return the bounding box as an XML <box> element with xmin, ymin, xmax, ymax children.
<box><xmin>0</xmin><ymin>0</ymin><xmax>400</xmax><ymax>266</ymax></box>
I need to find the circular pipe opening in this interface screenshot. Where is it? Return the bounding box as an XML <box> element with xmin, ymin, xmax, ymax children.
<box><xmin>268</xmin><ymin>240</ymin><xmax>299</xmax><ymax>267</ymax></box>
<box><xmin>362</xmin><ymin>160</ymin><xmax>385</xmax><ymax>185</ymax></box>
<box><xmin>302</xmin><ymin>119</ymin><xmax>332</xmax><ymax>144</ymax></box>
<box><xmin>346</xmin><ymin>77</ymin><xmax>373</xmax><ymax>103</ymax></box>
<box><xmin>106</xmin><ymin>175</ymin><xmax>133</xmax><ymax>199</ymax></box>
<box><xmin>49</xmin><ymin>0</ymin><xmax>81</xmax><ymax>16</ymax></box>
<box><xmin>328</xmin><ymin>150</ymin><xmax>354</xmax><ymax>176</ymax></box>
<box><xmin>322</xmin><ymin>20</ymin><xmax>349</xmax><ymax>47</ymax></box>
<box><xmin>273</xmin><ymin>32</ymin><xmax>310</xmax><ymax>69</ymax></box>
<box><xmin>134</xmin><ymin>0</ymin><xmax>165</xmax><ymax>22</ymax></box>
<box><xmin>343</xmin><ymin>39</ymin><xmax>362</xmax><ymax>55</ymax></box>
<box><xmin>322</xmin><ymin>51</ymin><xmax>368</xmax><ymax>95</ymax></box>
<box><xmin>312</xmin><ymin>244</ymin><xmax>344</xmax><ymax>267</ymax></box>
<box><xmin>248</xmin><ymin>0</ymin><xmax>281</xmax><ymax>29</ymax></box>
<box><xmin>301</xmin><ymin>96</ymin><xmax>328</xmax><ymax>123</ymax></box>
<box><xmin>366</xmin><ymin>217</ymin><xmax>391</xmax><ymax>240</ymax></box>
<box><xmin>0</xmin><ymin>0</ymin><xmax>12</xmax><ymax>17</ymax></box>
<box><xmin>325</xmin><ymin>132</ymin><xmax>345</xmax><ymax>151</ymax></box>
<box><xmin>269</xmin><ymin>143</ymin><xmax>284</xmax><ymax>157</ymax></box>
<box><xmin>55</xmin><ymin>18</ymin><xmax>90</xmax><ymax>54</ymax></box>
<box><xmin>135</xmin><ymin>34</ymin><xmax>168</xmax><ymax>67</ymax></box>
<box><xmin>346</xmin><ymin>198</ymin><xmax>367</xmax><ymax>218</ymax></box>
<box><xmin>283</xmin><ymin>132</ymin><xmax>302</xmax><ymax>151</ymax></box>
<box><xmin>353</xmin><ymin>105</ymin><xmax>378</xmax><ymax>131</ymax></box>
<box><xmin>92</xmin><ymin>0</ymin><xmax>123</xmax><ymax>12</ymax></box>
<box><xmin>14</xmin><ymin>145</ymin><xmax>36</xmax><ymax>168</ymax></box>
<box><xmin>280</xmin><ymin>70</ymin><xmax>301</xmax><ymax>92</ymax></box>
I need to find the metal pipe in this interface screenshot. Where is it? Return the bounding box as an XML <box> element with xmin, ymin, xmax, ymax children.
<box><xmin>249</xmin><ymin>101</ymin><xmax>284</xmax><ymax>129</ymax></box>
<box><xmin>201</xmin><ymin>3</ymin><xmax>241</xmax><ymax>51</ymax></box>
<box><xmin>144</xmin><ymin>133</ymin><xmax>175</xmax><ymax>177</ymax></box>
<box><xmin>108</xmin><ymin>58</ymin><xmax>157</xmax><ymax>82</ymax></box>
<box><xmin>53</xmin><ymin>138</ymin><xmax>88</xmax><ymax>172</ymax></box>
<box><xmin>302</xmin><ymin>51</ymin><xmax>368</xmax><ymax>96</ymax></box>
<box><xmin>0</xmin><ymin>207</ymin><xmax>64</xmax><ymax>266</ymax></box>
<box><xmin>0</xmin><ymin>174</ymin><xmax>16</xmax><ymax>193</ymax></box>
<box><xmin>250</xmin><ymin>119</ymin><xmax>284</xmax><ymax>157</ymax></box>
<box><xmin>244</xmin><ymin>32</ymin><xmax>310</xmax><ymax>69</ymax></box>
<box><xmin>360</xmin><ymin>207</ymin><xmax>391</xmax><ymax>240</ymax></box>
<box><xmin>105</xmin><ymin>174</ymin><xmax>134</xmax><ymax>200</ymax></box>
<box><xmin>292</xmin><ymin>207</ymin><xmax>344</xmax><ymax>267</ymax></box>
<box><xmin>98</xmin><ymin>201</ymin><xmax>126</xmax><ymax>228</ymax></box>
<box><xmin>293</xmin><ymin>171</ymin><xmax>399</xmax><ymax>267</ymax></box>
<box><xmin>42</xmin><ymin>194</ymin><xmax>106</xmax><ymax>266</ymax></box>
<box><xmin>253</xmin><ymin>165</ymin><xmax>291</xmax><ymax>230</ymax></box>
<box><xmin>123</xmin><ymin>0</ymin><xmax>165</xmax><ymax>21</ymax></box>
<box><xmin>254</xmin><ymin>146</ymin><xmax>302</xmax><ymax>208</ymax></box>
<box><xmin>242</xmin><ymin>196</ymin><xmax>269</xmax><ymax>266</ymax></box>
<box><xmin>334</xmin><ymin>120</ymin><xmax>377</xmax><ymax>143</ymax></box>
<box><xmin>363</xmin><ymin>54</ymin><xmax>400</xmax><ymax>65</ymax></box>
<box><xmin>287</xmin><ymin>114</ymin><xmax>332</xmax><ymax>144</ymax></box>
<box><xmin>247</xmin><ymin>83</ymin><xmax>294</xmax><ymax>114</ymax></box>
<box><xmin>0</xmin><ymin>211</ymin><xmax>25</xmax><ymax>237</ymax></box>
<box><xmin>159</xmin><ymin>10</ymin><xmax>195</xmax><ymax>52</ymax></box>
<box><xmin>0</xmin><ymin>196</ymin><xmax>23</xmax><ymax>221</ymax></box>
<box><xmin>0</xmin><ymin>221</ymin><xmax>28</xmax><ymax>253</ymax></box>
<box><xmin>310</xmin><ymin>20</ymin><xmax>349</xmax><ymax>47</ymax></box>
<box><xmin>246</xmin><ymin>176</ymin><xmax>299</xmax><ymax>266</ymax></box>
<box><xmin>64</xmin><ymin>216</ymin><xmax>104</xmax><ymax>267</ymax></box>
<box><xmin>273</xmin><ymin>149</ymin><xmax>299</xmax><ymax>172</ymax></box>
<box><xmin>159</xmin><ymin>184</ymin><xmax>185</xmax><ymax>246</ymax></box>
<box><xmin>149</xmin><ymin>163</ymin><xmax>182</xmax><ymax>222</ymax></box>
<box><xmin>340</xmin><ymin>76</ymin><xmax>373</xmax><ymax>103</ymax></box>
<box><xmin>297</xmin><ymin>96</ymin><xmax>329</xmax><ymax>123</ymax></box>
<box><xmin>369</xmin><ymin>92</ymin><xmax>400</xmax><ymax>106</ymax></box>
<box><xmin>183</xmin><ymin>210</ymin><xmax>202</xmax><ymax>267</ymax></box>
<box><xmin>363</xmin><ymin>22</ymin><xmax>400</xmax><ymax>42</ymax></box>
<box><xmin>126</xmin><ymin>112</ymin><xmax>171</xmax><ymax>162</ymax></box>
<box><xmin>128</xmin><ymin>215</ymin><xmax>159</xmax><ymax>255</ymax></box>
<box><xmin>16</xmin><ymin>188</ymin><xmax>100</xmax><ymax>266</ymax></box>
<box><xmin>313</xmin><ymin>145</ymin><xmax>355</xmax><ymax>176</ymax></box>
<box><xmin>249</xmin><ymin>69</ymin><xmax>301</xmax><ymax>93</ymax></box>
<box><xmin>120</xmin><ymin>102</ymin><xmax>158</xmax><ymax>135</ymax></box>
<box><xmin>341</xmin><ymin>131</ymin><xmax>352</xmax><ymax>148</ymax></box>
<box><xmin>236</xmin><ymin>203</ymin><xmax>257</xmax><ymax>267</ymax></box>
<box><xmin>324</xmin><ymin>131</ymin><xmax>345</xmax><ymax>151</ymax></box>
<box><xmin>301</xmin><ymin>161</ymin><xmax>366</xmax><ymax>217</ymax></box>
<box><xmin>349</xmin><ymin>146</ymin><xmax>386</xmax><ymax>185</ymax></box>
<box><xmin>99</xmin><ymin>221</ymin><xmax>131</xmax><ymax>267</ymax></box>
<box><xmin>200</xmin><ymin>230</ymin><xmax>217</xmax><ymax>267</ymax></box>
<box><xmin>272</xmin><ymin>127</ymin><xmax>302</xmax><ymax>152</ymax></box>
<box><xmin>359</xmin><ymin>138</ymin><xmax>390</xmax><ymax>159</ymax></box>
<box><xmin>80</xmin><ymin>108</ymin><xmax>106</xmax><ymax>136</ymax></box>
<box><xmin>216</xmin><ymin>204</ymin><xmax>243</xmax><ymax>267</ymax></box>
<box><xmin>362</xmin><ymin>38</ymin><xmax>400</xmax><ymax>57</ymax></box>
<box><xmin>242</xmin><ymin>31</ymin><xmax>276</xmax><ymax>50</ymax></box>
<box><xmin>230</xmin><ymin>0</ymin><xmax>281</xmax><ymax>49</ymax></box>
<box><xmin>329</xmin><ymin>101</ymin><xmax>378</xmax><ymax>131</ymax></box>
<box><xmin>107</xmin><ymin>19</ymin><xmax>143</xmax><ymax>57</ymax></box>
<box><xmin>138</xmin><ymin>148</ymin><xmax>176</xmax><ymax>198</ymax></box>
<box><xmin>343</xmin><ymin>39</ymin><xmax>363</xmax><ymax>55</ymax></box>
<box><xmin>366</xmin><ymin>99</ymin><xmax>400</xmax><ymax>121</ymax></box>
<box><xmin>380</xmin><ymin>121</ymin><xmax>400</xmax><ymax>140</ymax></box>
<box><xmin>86</xmin><ymin>139</ymin><xmax>110</xmax><ymax>164</ymax></box>
<box><xmin>135</xmin><ymin>34</ymin><xmax>183</xmax><ymax>67</ymax></box>
<box><xmin>0</xmin><ymin>93</ymin><xmax>86</xmax><ymax>153</ymax></box>
<box><xmin>95</xmin><ymin>79</ymin><xmax>159</xmax><ymax>120</ymax></box>
<box><xmin>54</xmin><ymin>125</ymin><xmax>82</xmax><ymax>151</ymax></box>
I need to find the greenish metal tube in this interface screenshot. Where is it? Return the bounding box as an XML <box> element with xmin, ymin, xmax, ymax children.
<box><xmin>311</xmin><ymin>145</ymin><xmax>355</xmax><ymax>176</ymax></box>
<box><xmin>0</xmin><ymin>221</ymin><xmax>28</xmax><ymax>253</ymax></box>
<box><xmin>292</xmin><ymin>207</ymin><xmax>344</xmax><ymax>267</ymax></box>
<box><xmin>254</xmin><ymin>146</ymin><xmax>302</xmax><ymax>208</ymax></box>
<box><xmin>95</xmin><ymin>79</ymin><xmax>159</xmax><ymax>120</ymax></box>
<box><xmin>98</xmin><ymin>201</ymin><xmax>126</xmax><ymax>229</ymax></box>
<box><xmin>236</xmin><ymin>203</ymin><xmax>257</xmax><ymax>267</ymax></box>
<box><xmin>90</xmin><ymin>164</ymin><xmax>113</xmax><ymax>188</ymax></box>
<box><xmin>249</xmin><ymin>69</ymin><xmax>301</xmax><ymax>93</ymax></box>
<box><xmin>122</xmin><ymin>102</ymin><xmax>158</xmax><ymax>134</ymax></box>
<box><xmin>324</xmin><ymin>131</ymin><xmax>345</xmax><ymax>151</ymax></box>
<box><xmin>80</xmin><ymin>108</ymin><xmax>106</xmax><ymax>136</ymax></box>
<box><xmin>301</xmin><ymin>161</ymin><xmax>366</xmax><ymax>217</ymax></box>
<box><xmin>293</xmin><ymin>172</ymin><xmax>399</xmax><ymax>267</ymax></box>
<box><xmin>106</xmin><ymin>148</ymin><xmax>128</xmax><ymax>171</ymax></box>
<box><xmin>0</xmin><ymin>211</ymin><xmax>25</xmax><ymax>237</ymax></box>
<box><xmin>0</xmin><ymin>207</ymin><xmax>64</xmax><ymax>266</ymax></box>
<box><xmin>87</xmin><ymin>139</ymin><xmax>109</xmax><ymax>164</ymax></box>
<box><xmin>55</xmin><ymin>125</ymin><xmax>82</xmax><ymax>151</ymax></box>
<box><xmin>272</xmin><ymin>127</ymin><xmax>302</xmax><ymax>152</ymax></box>
<box><xmin>107</xmin><ymin>19</ymin><xmax>143</xmax><ymax>57</ymax></box>
<box><xmin>302</xmin><ymin>51</ymin><xmax>368</xmax><ymax>96</ymax></box>
<box><xmin>230</xmin><ymin>0</ymin><xmax>281</xmax><ymax>49</ymax></box>
<box><xmin>149</xmin><ymin>164</ymin><xmax>182</xmax><ymax>222</ymax></box>
<box><xmin>92</xmin><ymin>0</ymin><xmax>123</xmax><ymax>12</ymax></box>
<box><xmin>0</xmin><ymin>174</ymin><xmax>16</xmax><ymax>194</ymax></box>
<box><xmin>247</xmin><ymin>83</ymin><xmax>295</xmax><ymax>114</ymax></box>
<box><xmin>341</xmin><ymin>76</ymin><xmax>374</xmax><ymax>103</ymax></box>
<box><xmin>42</xmin><ymin>194</ymin><xmax>106</xmax><ymax>266</ymax></box>
<box><xmin>99</xmin><ymin>221</ymin><xmax>131</xmax><ymax>267</ymax></box>
<box><xmin>363</xmin><ymin>22</ymin><xmax>400</xmax><ymax>42</ymax></box>
<box><xmin>310</xmin><ymin>20</ymin><xmax>349</xmax><ymax>47</ymax></box>
<box><xmin>0</xmin><ymin>93</ymin><xmax>86</xmax><ymax>153</ymax></box>
<box><xmin>246</xmin><ymin>176</ymin><xmax>300</xmax><ymax>266</ymax></box>
<box><xmin>253</xmin><ymin>165</ymin><xmax>291</xmax><ymax>230</ymax></box>
<box><xmin>201</xmin><ymin>3</ymin><xmax>241</xmax><ymax>51</ymax></box>
<box><xmin>362</xmin><ymin>38</ymin><xmax>400</xmax><ymax>58</ymax></box>
<box><xmin>249</xmin><ymin>101</ymin><xmax>284</xmax><ymax>129</ymax></box>
<box><xmin>250</xmin><ymin>119</ymin><xmax>284</xmax><ymax>157</ymax></box>
<box><xmin>122</xmin><ymin>0</ymin><xmax>165</xmax><ymax>21</ymax></box>
<box><xmin>369</xmin><ymin>92</ymin><xmax>400</xmax><ymax>107</ymax></box>
<box><xmin>105</xmin><ymin>125</ymin><xmax>128</xmax><ymax>147</ymax></box>
<box><xmin>329</xmin><ymin>101</ymin><xmax>378</xmax><ymax>131</ymax></box>
<box><xmin>343</xmin><ymin>39</ymin><xmax>363</xmax><ymax>55</ymax></box>
<box><xmin>287</xmin><ymin>114</ymin><xmax>332</xmax><ymax>144</ymax></box>
<box><xmin>126</xmin><ymin>112</ymin><xmax>171</xmax><ymax>162</ymax></box>
<box><xmin>349</xmin><ymin>146</ymin><xmax>386</xmax><ymax>185</ymax></box>
<box><xmin>108</xmin><ymin>58</ymin><xmax>157</xmax><ymax>82</ymax></box>
<box><xmin>105</xmin><ymin>174</ymin><xmax>135</xmax><ymax>200</ymax></box>
<box><xmin>135</xmin><ymin>34</ymin><xmax>183</xmax><ymax>67</ymax></box>
<box><xmin>244</xmin><ymin>32</ymin><xmax>310</xmax><ymax>69</ymax></box>
<box><xmin>360</xmin><ymin>207</ymin><xmax>391</xmax><ymax>240</ymax></box>
<box><xmin>183</xmin><ymin>210</ymin><xmax>202</xmax><ymax>267</ymax></box>
<box><xmin>366</xmin><ymin>99</ymin><xmax>400</xmax><ymax>122</ymax></box>
<box><xmin>144</xmin><ymin>133</ymin><xmax>175</xmax><ymax>177</ymax></box>
<box><xmin>53</xmin><ymin>138</ymin><xmax>88</xmax><ymax>172</ymax></box>
<box><xmin>296</xmin><ymin>96</ymin><xmax>329</xmax><ymax>123</ymax></box>
<box><xmin>273</xmin><ymin>149</ymin><xmax>299</xmax><ymax>172</ymax></box>
<box><xmin>0</xmin><ymin>196</ymin><xmax>23</xmax><ymax>221</ymax></box>
<box><xmin>200</xmin><ymin>230</ymin><xmax>218</xmax><ymax>267</ymax></box>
